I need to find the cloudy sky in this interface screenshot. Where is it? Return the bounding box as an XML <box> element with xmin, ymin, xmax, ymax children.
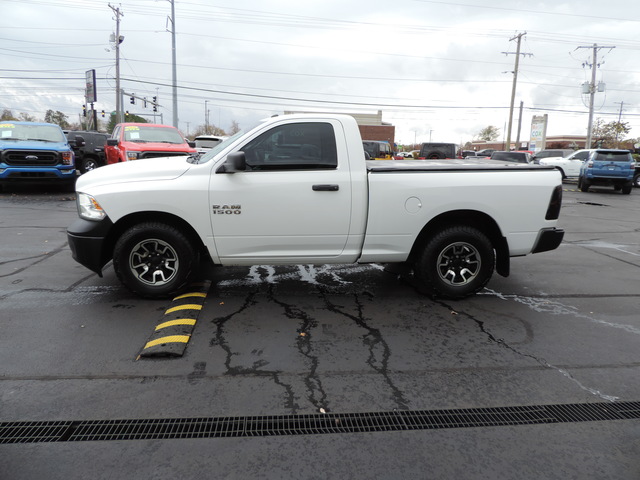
<box><xmin>2</xmin><ymin>0</ymin><xmax>639</xmax><ymax>146</ymax></box>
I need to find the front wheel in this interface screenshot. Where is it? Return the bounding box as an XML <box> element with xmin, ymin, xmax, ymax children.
<box><xmin>81</xmin><ymin>156</ymin><xmax>101</xmax><ymax>174</ymax></box>
<box><xmin>113</xmin><ymin>222</ymin><xmax>200</xmax><ymax>298</ymax></box>
<box><xmin>414</xmin><ymin>226</ymin><xmax>495</xmax><ymax>299</ymax></box>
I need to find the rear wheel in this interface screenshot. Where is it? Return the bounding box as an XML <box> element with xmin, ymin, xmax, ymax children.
<box><xmin>414</xmin><ymin>226</ymin><xmax>495</xmax><ymax>299</ymax></box>
<box><xmin>578</xmin><ymin>176</ymin><xmax>590</xmax><ymax>192</ymax></box>
<box><xmin>113</xmin><ymin>222</ymin><xmax>200</xmax><ymax>298</ymax></box>
<box><xmin>621</xmin><ymin>184</ymin><xmax>632</xmax><ymax>194</ymax></box>
<box><xmin>633</xmin><ymin>174</ymin><xmax>640</xmax><ymax>188</ymax></box>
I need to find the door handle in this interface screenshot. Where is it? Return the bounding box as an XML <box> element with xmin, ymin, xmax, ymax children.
<box><xmin>312</xmin><ymin>184</ymin><xmax>339</xmax><ymax>191</ymax></box>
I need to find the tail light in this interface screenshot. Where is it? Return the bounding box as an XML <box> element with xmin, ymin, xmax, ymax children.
<box><xmin>545</xmin><ymin>185</ymin><xmax>562</xmax><ymax>220</ymax></box>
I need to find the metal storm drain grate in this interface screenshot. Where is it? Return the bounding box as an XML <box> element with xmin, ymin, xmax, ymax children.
<box><xmin>2</xmin><ymin>401</ymin><xmax>639</xmax><ymax>444</ymax></box>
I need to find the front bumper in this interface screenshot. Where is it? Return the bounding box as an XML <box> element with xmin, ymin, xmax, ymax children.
<box><xmin>532</xmin><ymin>228</ymin><xmax>564</xmax><ymax>254</ymax></box>
<box><xmin>0</xmin><ymin>166</ymin><xmax>76</xmax><ymax>181</ymax></box>
<box><xmin>67</xmin><ymin>217</ymin><xmax>114</xmax><ymax>276</ymax></box>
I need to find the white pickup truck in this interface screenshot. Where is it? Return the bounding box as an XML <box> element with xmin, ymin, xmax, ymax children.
<box><xmin>67</xmin><ymin>114</ymin><xmax>564</xmax><ymax>299</ymax></box>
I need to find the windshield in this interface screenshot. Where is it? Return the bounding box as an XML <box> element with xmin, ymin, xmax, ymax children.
<box><xmin>0</xmin><ymin>123</ymin><xmax>66</xmax><ymax>143</ymax></box>
<box><xmin>194</xmin><ymin>129</ymin><xmax>247</xmax><ymax>164</ymax></box>
<box><xmin>123</xmin><ymin>125</ymin><xmax>187</xmax><ymax>144</ymax></box>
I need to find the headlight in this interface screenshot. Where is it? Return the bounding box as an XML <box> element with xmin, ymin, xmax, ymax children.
<box><xmin>126</xmin><ymin>151</ymin><xmax>139</xmax><ymax>161</ymax></box>
<box><xmin>77</xmin><ymin>192</ymin><xmax>106</xmax><ymax>221</ymax></box>
<box><xmin>62</xmin><ymin>151</ymin><xmax>74</xmax><ymax>165</ymax></box>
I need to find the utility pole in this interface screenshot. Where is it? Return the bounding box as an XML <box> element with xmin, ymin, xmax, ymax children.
<box><xmin>614</xmin><ymin>100</ymin><xmax>627</xmax><ymax>147</ymax></box>
<box><xmin>503</xmin><ymin>32</ymin><xmax>531</xmax><ymax>151</ymax></box>
<box><xmin>167</xmin><ymin>0</ymin><xmax>178</xmax><ymax>128</ymax></box>
<box><xmin>515</xmin><ymin>100</ymin><xmax>524</xmax><ymax>148</ymax></box>
<box><xmin>109</xmin><ymin>4</ymin><xmax>124</xmax><ymax>125</ymax></box>
<box><xmin>577</xmin><ymin>43</ymin><xmax>615</xmax><ymax>148</ymax></box>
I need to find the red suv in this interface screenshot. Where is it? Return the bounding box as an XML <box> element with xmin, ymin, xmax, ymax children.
<box><xmin>105</xmin><ymin>123</ymin><xmax>196</xmax><ymax>164</ymax></box>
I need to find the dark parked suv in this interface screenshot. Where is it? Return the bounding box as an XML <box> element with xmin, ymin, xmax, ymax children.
<box><xmin>65</xmin><ymin>131</ymin><xmax>108</xmax><ymax>174</ymax></box>
<box><xmin>578</xmin><ymin>149</ymin><xmax>635</xmax><ymax>194</ymax></box>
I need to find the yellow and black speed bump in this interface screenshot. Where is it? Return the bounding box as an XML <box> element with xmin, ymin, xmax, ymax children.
<box><xmin>137</xmin><ymin>282</ymin><xmax>210</xmax><ymax>359</ymax></box>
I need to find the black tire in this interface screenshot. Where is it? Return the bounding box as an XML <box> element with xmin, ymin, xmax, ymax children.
<box><xmin>578</xmin><ymin>176</ymin><xmax>590</xmax><ymax>192</ymax></box>
<box><xmin>614</xmin><ymin>185</ymin><xmax>622</xmax><ymax>191</ymax></box>
<box><xmin>81</xmin><ymin>156</ymin><xmax>101</xmax><ymax>174</ymax></box>
<box><xmin>621</xmin><ymin>184</ymin><xmax>632</xmax><ymax>195</ymax></box>
<box><xmin>414</xmin><ymin>226</ymin><xmax>495</xmax><ymax>299</ymax></box>
<box><xmin>633</xmin><ymin>174</ymin><xmax>640</xmax><ymax>188</ymax></box>
<box><xmin>113</xmin><ymin>222</ymin><xmax>200</xmax><ymax>298</ymax></box>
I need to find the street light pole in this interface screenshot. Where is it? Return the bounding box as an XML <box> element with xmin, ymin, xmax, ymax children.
<box><xmin>204</xmin><ymin>100</ymin><xmax>208</xmax><ymax>134</ymax></box>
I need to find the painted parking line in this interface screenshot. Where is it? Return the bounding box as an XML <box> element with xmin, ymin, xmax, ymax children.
<box><xmin>137</xmin><ymin>282</ymin><xmax>210</xmax><ymax>359</ymax></box>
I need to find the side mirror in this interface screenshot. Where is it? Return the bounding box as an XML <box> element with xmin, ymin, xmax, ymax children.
<box><xmin>188</xmin><ymin>141</ymin><xmax>196</xmax><ymax>148</ymax></box>
<box><xmin>220</xmin><ymin>151</ymin><xmax>246</xmax><ymax>173</ymax></box>
<box><xmin>74</xmin><ymin>136</ymin><xmax>86</xmax><ymax>148</ymax></box>
<box><xmin>106</xmin><ymin>139</ymin><xmax>118</xmax><ymax>147</ymax></box>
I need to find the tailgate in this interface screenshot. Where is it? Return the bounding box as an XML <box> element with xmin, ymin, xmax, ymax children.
<box><xmin>591</xmin><ymin>152</ymin><xmax>633</xmax><ymax>178</ymax></box>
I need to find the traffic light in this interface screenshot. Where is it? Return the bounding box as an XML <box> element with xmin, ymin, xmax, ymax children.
<box><xmin>143</xmin><ymin>97</ymin><xmax>147</xmax><ymax>108</ymax></box>
<box><xmin>152</xmin><ymin>96</ymin><xmax>157</xmax><ymax>112</ymax></box>
<box><xmin>125</xmin><ymin>111</ymin><xmax>129</xmax><ymax>117</ymax></box>
<box><xmin>82</xmin><ymin>104</ymin><xmax>87</xmax><ymax>117</ymax></box>
<box><xmin>101</xmin><ymin>110</ymin><xmax>105</xmax><ymax>118</ymax></box>
<box><xmin>130</xmin><ymin>95</ymin><xmax>135</xmax><ymax>105</ymax></box>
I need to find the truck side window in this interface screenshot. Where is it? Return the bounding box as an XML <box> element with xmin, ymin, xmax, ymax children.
<box><xmin>241</xmin><ymin>122</ymin><xmax>337</xmax><ymax>170</ymax></box>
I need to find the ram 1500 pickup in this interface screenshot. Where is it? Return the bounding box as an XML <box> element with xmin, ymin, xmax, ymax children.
<box><xmin>67</xmin><ymin>114</ymin><xmax>564</xmax><ymax>299</ymax></box>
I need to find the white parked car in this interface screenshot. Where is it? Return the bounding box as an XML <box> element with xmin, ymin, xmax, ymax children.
<box><xmin>538</xmin><ymin>150</ymin><xmax>593</xmax><ymax>178</ymax></box>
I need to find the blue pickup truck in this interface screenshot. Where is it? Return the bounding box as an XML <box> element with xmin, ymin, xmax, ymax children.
<box><xmin>577</xmin><ymin>149</ymin><xmax>635</xmax><ymax>194</ymax></box>
<box><xmin>0</xmin><ymin>121</ymin><xmax>76</xmax><ymax>191</ymax></box>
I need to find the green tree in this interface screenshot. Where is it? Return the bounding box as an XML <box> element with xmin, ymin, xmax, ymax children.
<box><xmin>591</xmin><ymin>118</ymin><xmax>631</xmax><ymax>148</ymax></box>
<box><xmin>476</xmin><ymin>126</ymin><xmax>500</xmax><ymax>142</ymax></box>
<box><xmin>44</xmin><ymin>110</ymin><xmax>70</xmax><ymax>129</ymax></box>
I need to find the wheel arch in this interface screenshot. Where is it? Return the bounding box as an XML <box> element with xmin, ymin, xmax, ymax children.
<box><xmin>408</xmin><ymin>210</ymin><xmax>510</xmax><ymax>277</ymax></box>
<box><xmin>105</xmin><ymin>211</ymin><xmax>209</xmax><ymax>264</ymax></box>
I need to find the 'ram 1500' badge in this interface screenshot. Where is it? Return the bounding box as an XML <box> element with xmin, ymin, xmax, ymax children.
<box><xmin>212</xmin><ymin>204</ymin><xmax>241</xmax><ymax>215</ymax></box>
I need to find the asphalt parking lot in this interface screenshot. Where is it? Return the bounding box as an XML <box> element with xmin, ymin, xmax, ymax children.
<box><xmin>0</xmin><ymin>181</ymin><xmax>639</xmax><ymax>479</ymax></box>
